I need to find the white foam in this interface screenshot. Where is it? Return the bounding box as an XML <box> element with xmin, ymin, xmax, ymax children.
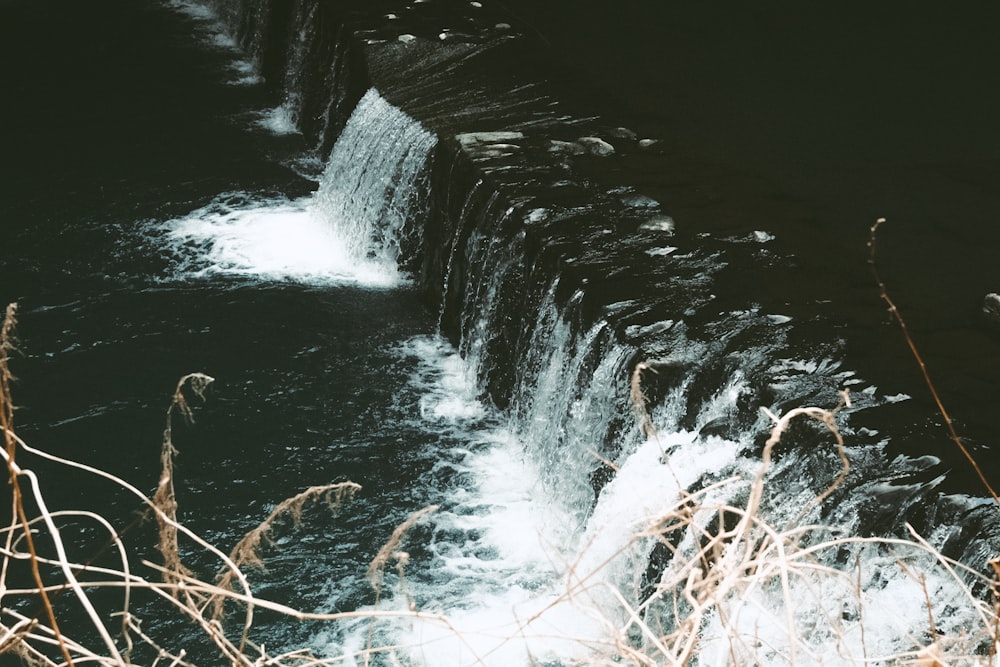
<box><xmin>162</xmin><ymin>0</ymin><xmax>264</xmax><ymax>86</ymax></box>
<box><xmin>403</xmin><ymin>336</ymin><xmax>484</xmax><ymax>422</ymax></box>
<box><xmin>156</xmin><ymin>90</ymin><xmax>434</xmax><ymax>288</ymax></box>
<box><xmin>305</xmin><ymin>310</ymin><xmax>994</xmax><ymax>666</ymax></box>
<box><xmin>318</xmin><ymin>336</ymin><xmax>604</xmax><ymax>665</ymax></box>
<box><xmin>645</xmin><ymin>246</ymin><xmax>677</xmax><ymax>257</ymax></box>
<box><xmin>227</xmin><ymin>59</ymin><xmax>263</xmax><ymax>86</ymax></box>
<box><xmin>574</xmin><ymin>434</ymin><xmax>741</xmax><ymax>607</ymax></box>
<box><xmin>163</xmin><ymin>0</ymin><xmax>216</xmax><ymax>21</ymax></box>
<box><xmin>694</xmin><ymin>540</ymin><xmax>989</xmax><ymax>665</ymax></box>
<box><xmin>210</xmin><ymin>32</ymin><xmax>238</xmax><ymax>50</ymax></box>
<box><xmin>456</xmin><ymin>131</ymin><xmax>525</xmax><ymax>148</ymax></box>
<box><xmin>256</xmin><ymin>103</ymin><xmax>301</xmax><ymax>135</ymax></box>
<box><xmin>160</xmin><ymin>198</ymin><xmax>402</xmax><ymax>287</ymax></box>
<box><xmin>395</xmin><ymin>591</ymin><xmax>605</xmax><ymax>667</ymax></box>
<box><xmin>639</xmin><ymin>215</ymin><xmax>676</xmax><ymax>232</ymax></box>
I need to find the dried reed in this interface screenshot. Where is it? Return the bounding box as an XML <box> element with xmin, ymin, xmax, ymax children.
<box><xmin>1</xmin><ymin>293</ymin><xmax>999</xmax><ymax>665</ymax></box>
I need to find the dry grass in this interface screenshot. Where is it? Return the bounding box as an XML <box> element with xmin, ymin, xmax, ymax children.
<box><xmin>594</xmin><ymin>386</ymin><xmax>1000</xmax><ymax>665</ymax></box>
<box><xmin>1</xmin><ymin>296</ymin><xmax>999</xmax><ymax>666</ymax></box>
<box><xmin>0</xmin><ymin>303</ymin><xmax>433</xmax><ymax>665</ymax></box>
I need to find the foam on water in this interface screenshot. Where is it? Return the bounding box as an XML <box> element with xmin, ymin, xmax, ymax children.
<box><xmin>163</xmin><ymin>0</ymin><xmax>262</xmax><ymax>85</ymax></box>
<box><xmin>156</xmin><ymin>89</ymin><xmax>435</xmax><ymax>288</ymax></box>
<box><xmin>159</xmin><ymin>197</ymin><xmax>403</xmax><ymax>287</ymax></box>
<box><xmin>227</xmin><ymin>60</ymin><xmax>264</xmax><ymax>86</ymax></box>
<box><xmin>694</xmin><ymin>542</ymin><xmax>990</xmax><ymax>665</ymax></box>
<box><xmin>256</xmin><ymin>103</ymin><xmax>303</xmax><ymax>135</ymax></box>
<box><xmin>394</xmin><ymin>336</ymin><xmax>580</xmax><ymax>574</ymax></box>
<box><xmin>310</xmin><ymin>324</ymin><xmax>736</xmax><ymax>664</ymax></box>
<box><xmin>144</xmin><ymin>7</ymin><xmax>996</xmax><ymax>660</ymax></box>
<box><xmin>163</xmin><ymin>0</ymin><xmax>216</xmax><ymax>21</ymax></box>
<box><xmin>573</xmin><ymin>433</ymin><xmax>742</xmax><ymax>604</ymax></box>
<box><xmin>315</xmin><ymin>335</ymin><xmax>612</xmax><ymax>665</ymax></box>
<box><xmin>313</xmin><ymin>310</ymin><xmax>995</xmax><ymax>665</ymax></box>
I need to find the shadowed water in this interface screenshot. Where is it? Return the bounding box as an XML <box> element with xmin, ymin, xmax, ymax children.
<box><xmin>3</xmin><ymin>0</ymin><xmax>1000</xmax><ymax>665</ymax></box>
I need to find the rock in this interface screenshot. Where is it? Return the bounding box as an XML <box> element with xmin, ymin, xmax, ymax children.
<box><xmin>982</xmin><ymin>293</ymin><xmax>1000</xmax><ymax>329</ymax></box>
<box><xmin>621</xmin><ymin>193</ymin><xmax>659</xmax><ymax>209</ymax></box>
<box><xmin>548</xmin><ymin>139</ymin><xmax>586</xmax><ymax>155</ymax></box>
<box><xmin>607</xmin><ymin>126</ymin><xmax>637</xmax><ymax>140</ymax></box>
<box><xmin>456</xmin><ymin>131</ymin><xmax>525</xmax><ymax>148</ymax></box>
<box><xmin>576</xmin><ymin>136</ymin><xmax>615</xmax><ymax>156</ymax></box>
<box><xmin>638</xmin><ymin>215</ymin><xmax>675</xmax><ymax>233</ymax></box>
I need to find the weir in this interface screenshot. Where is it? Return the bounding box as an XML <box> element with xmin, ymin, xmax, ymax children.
<box><xmin>193</xmin><ymin>0</ymin><xmax>1000</xmax><ymax>663</ymax></box>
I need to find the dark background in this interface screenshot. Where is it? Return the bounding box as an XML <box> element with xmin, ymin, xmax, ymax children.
<box><xmin>497</xmin><ymin>0</ymin><xmax>1000</xmax><ymax>305</ymax></box>
<box><xmin>497</xmin><ymin>0</ymin><xmax>1000</xmax><ymax>481</ymax></box>
<box><xmin>497</xmin><ymin>1</ymin><xmax>1000</xmax><ymax>222</ymax></box>
<box><xmin>2</xmin><ymin>0</ymin><xmax>998</xmax><ymax>480</ymax></box>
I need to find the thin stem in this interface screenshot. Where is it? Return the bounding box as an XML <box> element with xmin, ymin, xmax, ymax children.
<box><xmin>868</xmin><ymin>218</ymin><xmax>1000</xmax><ymax>505</ymax></box>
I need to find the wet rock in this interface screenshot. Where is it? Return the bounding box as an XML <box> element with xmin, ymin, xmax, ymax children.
<box><xmin>983</xmin><ymin>292</ymin><xmax>1000</xmax><ymax>330</ymax></box>
<box><xmin>548</xmin><ymin>139</ymin><xmax>586</xmax><ymax>155</ymax></box>
<box><xmin>638</xmin><ymin>215</ymin><xmax>675</xmax><ymax>233</ymax></box>
<box><xmin>607</xmin><ymin>126</ymin><xmax>637</xmax><ymax>140</ymax></box>
<box><xmin>577</xmin><ymin>136</ymin><xmax>615</xmax><ymax>156</ymax></box>
<box><xmin>621</xmin><ymin>193</ymin><xmax>659</xmax><ymax>209</ymax></box>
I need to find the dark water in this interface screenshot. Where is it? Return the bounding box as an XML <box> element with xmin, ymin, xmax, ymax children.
<box><xmin>501</xmin><ymin>0</ymin><xmax>1000</xmax><ymax>468</ymax></box>
<box><xmin>0</xmin><ymin>0</ymin><xmax>447</xmax><ymax>657</ymax></box>
<box><xmin>3</xmin><ymin>0</ymin><xmax>1000</xmax><ymax>665</ymax></box>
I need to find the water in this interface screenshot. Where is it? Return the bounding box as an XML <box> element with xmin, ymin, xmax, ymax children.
<box><xmin>0</xmin><ymin>0</ymin><xmax>441</xmax><ymax>658</ymax></box>
<box><xmin>2</xmin><ymin>1</ymin><xmax>999</xmax><ymax>665</ymax></box>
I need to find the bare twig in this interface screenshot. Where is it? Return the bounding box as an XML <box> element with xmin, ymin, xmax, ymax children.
<box><xmin>213</xmin><ymin>482</ymin><xmax>361</xmax><ymax>652</ymax></box>
<box><xmin>0</xmin><ymin>303</ymin><xmax>76</xmax><ymax>666</ymax></box>
<box><xmin>869</xmin><ymin>217</ymin><xmax>1000</xmax><ymax>505</ymax></box>
<box><xmin>155</xmin><ymin>372</ymin><xmax>215</xmax><ymax>593</ymax></box>
<box><xmin>629</xmin><ymin>362</ymin><xmax>659</xmax><ymax>439</ymax></box>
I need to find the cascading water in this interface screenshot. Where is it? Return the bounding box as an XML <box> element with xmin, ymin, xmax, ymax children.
<box><xmin>175</xmin><ymin>0</ymin><xmax>1000</xmax><ymax>663</ymax></box>
<box><xmin>313</xmin><ymin>89</ymin><xmax>436</xmax><ymax>271</ymax></box>
<box><xmin>158</xmin><ymin>88</ymin><xmax>435</xmax><ymax>287</ymax></box>
<box><xmin>7</xmin><ymin>0</ymin><xmax>998</xmax><ymax>665</ymax></box>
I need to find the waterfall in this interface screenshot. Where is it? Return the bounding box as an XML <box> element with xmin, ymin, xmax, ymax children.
<box><xmin>177</xmin><ymin>0</ymin><xmax>1000</xmax><ymax>664</ymax></box>
<box><xmin>313</xmin><ymin>89</ymin><xmax>436</xmax><ymax>273</ymax></box>
<box><xmin>157</xmin><ymin>88</ymin><xmax>435</xmax><ymax>287</ymax></box>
